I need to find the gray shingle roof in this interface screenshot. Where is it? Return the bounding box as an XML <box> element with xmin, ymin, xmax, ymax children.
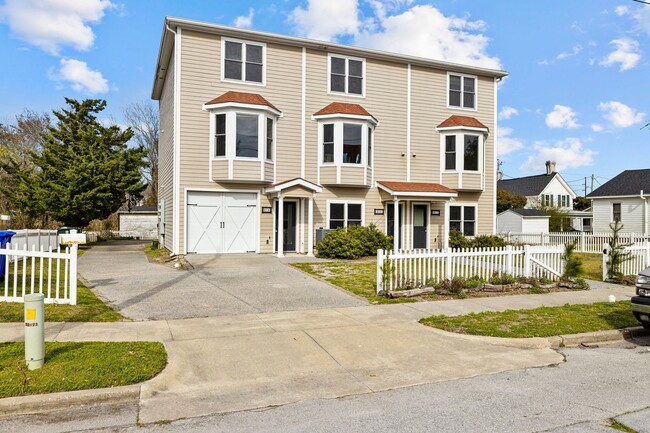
<box><xmin>508</xmin><ymin>208</ymin><xmax>549</xmax><ymax>217</ymax></box>
<box><xmin>587</xmin><ymin>169</ymin><xmax>650</xmax><ymax>198</ymax></box>
<box><xmin>497</xmin><ymin>173</ymin><xmax>557</xmax><ymax>196</ymax></box>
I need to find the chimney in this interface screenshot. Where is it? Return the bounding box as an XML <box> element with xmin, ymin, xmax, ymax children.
<box><xmin>497</xmin><ymin>169</ymin><xmax>503</xmax><ymax>181</ymax></box>
<box><xmin>545</xmin><ymin>160</ymin><xmax>556</xmax><ymax>175</ymax></box>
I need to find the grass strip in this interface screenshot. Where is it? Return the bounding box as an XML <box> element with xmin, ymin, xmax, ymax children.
<box><xmin>0</xmin><ymin>341</ymin><xmax>167</xmax><ymax>398</ymax></box>
<box><xmin>292</xmin><ymin>261</ymin><xmax>417</xmax><ymax>304</ymax></box>
<box><xmin>420</xmin><ymin>301</ymin><xmax>638</xmax><ymax>338</ymax></box>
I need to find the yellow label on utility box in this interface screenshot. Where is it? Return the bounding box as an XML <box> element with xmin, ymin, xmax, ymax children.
<box><xmin>26</xmin><ymin>308</ymin><xmax>36</xmax><ymax>321</ymax></box>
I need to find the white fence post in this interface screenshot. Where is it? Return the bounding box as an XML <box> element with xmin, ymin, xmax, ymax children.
<box><xmin>445</xmin><ymin>248</ymin><xmax>452</xmax><ymax>280</ymax></box>
<box><xmin>69</xmin><ymin>244</ymin><xmax>78</xmax><ymax>305</ymax></box>
<box><xmin>505</xmin><ymin>245</ymin><xmax>513</xmax><ymax>275</ymax></box>
<box><xmin>523</xmin><ymin>244</ymin><xmax>531</xmax><ymax>277</ymax></box>
<box><xmin>602</xmin><ymin>243</ymin><xmax>609</xmax><ymax>281</ymax></box>
<box><xmin>376</xmin><ymin>249</ymin><xmax>384</xmax><ymax>294</ymax></box>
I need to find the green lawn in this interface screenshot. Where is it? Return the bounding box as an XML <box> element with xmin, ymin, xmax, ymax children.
<box><xmin>576</xmin><ymin>253</ymin><xmax>602</xmax><ymax>281</ymax></box>
<box><xmin>420</xmin><ymin>301</ymin><xmax>638</xmax><ymax>338</ymax></box>
<box><xmin>0</xmin><ymin>341</ymin><xmax>166</xmax><ymax>398</ymax></box>
<box><xmin>292</xmin><ymin>261</ymin><xmax>418</xmax><ymax>304</ymax></box>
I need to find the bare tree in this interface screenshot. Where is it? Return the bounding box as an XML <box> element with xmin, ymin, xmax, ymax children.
<box><xmin>123</xmin><ymin>102</ymin><xmax>159</xmax><ymax>205</ymax></box>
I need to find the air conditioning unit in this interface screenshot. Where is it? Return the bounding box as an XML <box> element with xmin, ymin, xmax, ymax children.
<box><xmin>315</xmin><ymin>228</ymin><xmax>335</xmax><ymax>245</ymax></box>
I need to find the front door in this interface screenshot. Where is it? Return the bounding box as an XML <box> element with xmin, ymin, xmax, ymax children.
<box><xmin>413</xmin><ymin>204</ymin><xmax>428</xmax><ymax>249</ymax></box>
<box><xmin>275</xmin><ymin>201</ymin><xmax>297</xmax><ymax>252</ymax></box>
<box><xmin>386</xmin><ymin>203</ymin><xmax>404</xmax><ymax>249</ymax></box>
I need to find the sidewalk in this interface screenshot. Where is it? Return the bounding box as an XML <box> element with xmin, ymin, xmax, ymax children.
<box><xmin>0</xmin><ymin>282</ymin><xmax>636</xmax><ymax>423</ymax></box>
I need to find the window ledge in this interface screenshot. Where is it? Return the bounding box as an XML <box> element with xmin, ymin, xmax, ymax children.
<box><xmin>220</xmin><ymin>78</ymin><xmax>266</xmax><ymax>87</ymax></box>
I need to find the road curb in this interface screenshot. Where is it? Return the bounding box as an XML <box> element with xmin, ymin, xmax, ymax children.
<box><xmin>0</xmin><ymin>384</ymin><xmax>141</xmax><ymax>417</ymax></box>
<box><xmin>548</xmin><ymin>326</ymin><xmax>649</xmax><ymax>349</ymax></box>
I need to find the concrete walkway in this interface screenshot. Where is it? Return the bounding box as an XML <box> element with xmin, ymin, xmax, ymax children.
<box><xmin>0</xmin><ymin>283</ymin><xmax>636</xmax><ymax>423</ymax></box>
<box><xmin>78</xmin><ymin>242</ymin><xmax>363</xmax><ymax>320</ymax></box>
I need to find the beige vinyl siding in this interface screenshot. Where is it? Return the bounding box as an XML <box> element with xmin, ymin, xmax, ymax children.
<box><xmin>211</xmin><ymin>160</ymin><xmax>228</xmax><ymax>180</ymax></box>
<box><xmin>410</xmin><ymin>66</ymin><xmax>443</xmax><ymax>183</ymax></box>
<box><xmin>232</xmin><ymin>160</ymin><xmax>262</xmax><ymax>181</ymax></box>
<box><xmin>158</xmin><ymin>48</ymin><xmax>175</xmax><ymax>251</ymax></box>
<box><xmin>259</xmin><ymin>194</ymin><xmax>273</xmax><ymax>253</ymax></box>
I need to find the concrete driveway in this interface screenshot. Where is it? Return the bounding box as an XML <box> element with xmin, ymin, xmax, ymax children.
<box><xmin>78</xmin><ymin>241</ymin><xmax>364</xmax><ymax>320</ymax></box>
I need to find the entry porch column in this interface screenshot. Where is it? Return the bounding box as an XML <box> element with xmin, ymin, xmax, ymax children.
<box><xmin>307</xmin><ymin>194</ymin><xmax>314</xmax><ymax>257</ymax></box>
<box><xmin>393</xmin><ymin>197</ymin><xmax>400</xmax><ymax>251</ymax></box>
<box><xmin>277</xmin><ymin>193</ymin><xmax>284</xmax><ymax>258</ymax></box>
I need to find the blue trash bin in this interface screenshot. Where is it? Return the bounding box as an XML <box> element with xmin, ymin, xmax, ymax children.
<box><xmin>0</xmin><ymin>230</ymin><xmax>16</xmax><ymax>279</ymax></box>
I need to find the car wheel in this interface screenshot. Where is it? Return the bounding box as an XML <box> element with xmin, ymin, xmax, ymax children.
<box><xmin>643</xmin><ymin>323</ymin><xmax>650</xmax><ymax>331</ymax></box>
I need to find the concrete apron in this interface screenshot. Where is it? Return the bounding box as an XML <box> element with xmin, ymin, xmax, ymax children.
<box><xmin>0</xmin><ymin>308</ymin><xmax>562</xmax><ymax>423</ymax></box>
<box><xmin>135</xmin><ymin>313</ymin><xmax>561</xmax><ymax>423</ymax></box>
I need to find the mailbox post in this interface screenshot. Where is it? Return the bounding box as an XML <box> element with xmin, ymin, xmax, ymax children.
<box><xmin>25</xmin><ymin>293</ymin><xmax>45</xmax><ymax>370</ymax></box>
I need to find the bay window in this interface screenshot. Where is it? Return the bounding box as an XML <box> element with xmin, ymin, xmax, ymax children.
<box><xmin>442</xmin><ymin>132</ymin><xmax>482</xmax><ymax>172</ymax></box>
<box><xmin>209</xmin><ymin>110</ymin><xmax>277</xmax><ymax>161</ymax></box>
<box><xmin>319</xmin><ymin>121</ymin><xmax>373</xmax><ymax>167</ymax></box>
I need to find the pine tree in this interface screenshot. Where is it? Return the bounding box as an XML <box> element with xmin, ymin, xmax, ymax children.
<box><xmin>606</xmin><ymin>220</ymin><xmax>631</xmax><ymax>280</ymax></box>
<box><xmin>0</xmin><ymin>98</ymin><xmax>147</xmax><ymax>227</ymax></box>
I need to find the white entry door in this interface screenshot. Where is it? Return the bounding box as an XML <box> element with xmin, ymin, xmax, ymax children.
<box><xmin>186</xmin><ymin>191</ymin><xmax>257</xmax><ymax>254</ymax></box>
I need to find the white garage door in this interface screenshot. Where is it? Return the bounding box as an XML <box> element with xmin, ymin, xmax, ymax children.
<box><xmin>187</xmin><ymin>191</ymin><xmax>258</xmax><ymax>254</ymax></box>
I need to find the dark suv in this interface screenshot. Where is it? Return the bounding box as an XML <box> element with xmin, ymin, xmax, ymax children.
<box><xmin>632</xmin><ymin>268</ymin><xmax>650</xmax><ymax>330</ymax></box>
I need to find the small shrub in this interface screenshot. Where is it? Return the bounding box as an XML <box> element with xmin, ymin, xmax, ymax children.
<box><xmin>316</xmin><ymin>224</ymin><xmax>392</xmax><ymax>259</ymax></box>
<box><xmin>450</xmin><ymin>276</ymin><xmax>466</xmax><ymax>294</ymax></box>
<box><xmin>489</xmin><ymin>273</ymin><xmax>516</xmax><ymax>285</ymax></box>
<box><xmin>439</xmin><ymin>279</ymin><xmax>451</xmax><ymax>291</ymax></box>
<box><xmin>449</xmin><ymin>230</ymin><xmax>471</xmax><ymax>249</ymax></box>
<box><xmin>574</xmin><ymin>277</ymin><xmax>588</xmax><ymax>288</ymax></box>
<box><xmin>348</xmin><ymin>224</ymin><xmax>392</xmax><ymax>256</ymax></box>
<box><xmin>561</xmin><ymin>242</ymin><xmax>583</xmax><ymax>280</ymax></box>
<box><xmin>472</xmin><ymin>235</ymin><xmax>507</xmax><ymax>248</ymax></box>
<box><xmin>465</xmin><ymin>278</ymin><xmax>484</xmax><ymax>290</ymax></box>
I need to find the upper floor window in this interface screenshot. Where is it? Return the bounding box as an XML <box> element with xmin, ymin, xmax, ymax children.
<box><xmin>543</xmin><ymin>194</ymin><xmax>554</xmax><ymax>207</ymax></box>
<box><xmin>329</xmin><ymin>55</ymin><xmax>364</xmax><ymax>96</ymax></box>
<box><xmin>210</xmin><ymin>111</ymin><xmax>276</xmax><ymax>161</ymax></box>
<box><xmin>448</xmin><ymin>73</ymin><xmax>476</xmax><ymax>109</ymax></box>
<box><xmin>223</xmin><ymin>39</ymin><xmax>265</xmax><ymax>84</ymax></box>
<box><xmin>442</xmin><ymin>133</ymin><xmax>481</xmax><ymax>172</ymax></box>
<box><xmin>320</xmin><ymin>121</ymin><xmax>373</xmax><ymax>166</ymax></box>
<box><xmin>266</xmin><ymin>118</ymin><xmax>274</xmax><ymax>161</ymax></box>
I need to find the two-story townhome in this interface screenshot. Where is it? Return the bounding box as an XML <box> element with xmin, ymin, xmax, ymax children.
<box><xmin>587</xmin><ymin>169</ymin><xmax>650</xmax><ymax>234</ymax></box>
<box><xmin>152</xmin><ymin>17</ymin><xmax>507</xmax><ymax>256</ymax></box>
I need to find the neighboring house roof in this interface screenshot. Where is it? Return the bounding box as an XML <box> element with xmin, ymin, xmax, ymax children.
<box><xmin>153</xmin><ymin>18</ymin><xmax>508</xmax><ymax>99</ymax></box>
<box><xmin>204</xmin><ymin>91</ymin><xmax>280</xmax><ymax>113</ymax></box>
<box><xmin>506</xmin><ymin>208</ymin><xmax>549</xmax><ymax>218</ymax></box>
<box><xmin>437</xmin><ymin>115</ymin><xmax>488</xmax><ymax>131</ymax></box>
<box><xmin>587</xmin><ymin>169</ymin><xmax>650</xmax><ymax>198</ymax></box>
<box><xmin>313</xmin><ymin>102</ymin><xmax>378</xmax><ymax>124</ymax></box>
<box><xmin>377</xmin><ymin>181</ymin><xmax>457</xmax><ymax>197</ymax></box>
<box><xmin>498</xmin><ymin>173</ymin><xmax>559</xmax><ymax>196</ymax></box>
<box><xmin>118</xmin><ymin>206</ymin><xmax>157</xmax><ymax>214</ymax></box>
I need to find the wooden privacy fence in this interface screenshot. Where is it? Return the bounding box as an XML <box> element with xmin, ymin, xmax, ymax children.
<box><xmin>376</xmin><ymin>245</ymin><xmax>565</xmax><ymax>294</ymax></box>
<box><xmin>498</xmin><ymin>231</ymin><xmax>650</xmax><ymax>254</ymax></box>
<box><xmin>602</xmin><ymin>242</ymin><xmax>650</xmax><ymax>281</ymax></box>
<box><xmin>0</xmin><ymin>243</ymin><xmax>78</xmax><ymax>305</ymax></box>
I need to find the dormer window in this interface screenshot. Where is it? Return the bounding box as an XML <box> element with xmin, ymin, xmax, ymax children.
<box><xmin>222</xmin><ymin>39</ymin><xmax>265</xmax><ymax>85</ymax></box>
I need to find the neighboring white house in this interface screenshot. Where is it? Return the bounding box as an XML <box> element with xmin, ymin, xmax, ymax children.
<box><xmin>497</xmin><ymin>208</ymin><xmax>550</xmax><ymax>233</ymax></box>
<box><xmin>117</xmin><ymin>206</ymin><xmax>158</xmax><ymax>234</ymax></box>
<box><xmin>587</xmin><ymin>169</ymin><xmax>650</xmax><ymax>234</ymax></box>
<box><xmin>498</xmin><ymin>161</ymin><xmax>577</xmax><ymax>210</ymax></box>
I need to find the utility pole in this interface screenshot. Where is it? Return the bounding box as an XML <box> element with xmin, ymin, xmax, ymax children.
<box><xmin>584</xmin><ymin>177</ymin><xmax>587</xmax><ymax>197</ymax></box>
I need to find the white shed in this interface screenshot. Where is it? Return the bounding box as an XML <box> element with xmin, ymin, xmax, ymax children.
<box><xmin>117</xmin><ymin>206</ymin><xmax>158</xmax><ymax>234</ymax></box>
<box><xmin>497</xmin><ymin>208</ymin><xmax>550</xmax><ymax>233</ymax></box>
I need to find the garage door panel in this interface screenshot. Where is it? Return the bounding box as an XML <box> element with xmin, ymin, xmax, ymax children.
<box><xmin>224</xmin><ymin>205</ymin><xmax>257</xmax><ymax>253</ymax></box>
<box><xmin>187</xmin><ymin>205</ymin><xmax>222</xmax><ymax>254</ymax></box>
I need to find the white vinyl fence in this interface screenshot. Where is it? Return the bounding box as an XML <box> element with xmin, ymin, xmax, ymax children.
<box><xmin>376</xmin><ymin>245</ymin><xmax>564</xmax><ymax>293</ymax></box>
<box><xmin>6</xmin><ymin>229</ymin><xmax>58</xmax><ymax>252</ymax></box>
<box><xmin>499</xmin><ymin>231</ymin><xmax>650</xmax><ymax>254</ymax></box>
<box><xmin>602</xmin><ymin>242</ymin><xmax>650</xmax><ymax>281</ymax></box>
<box><xmin>0</xmin><ymin>243</ymin><xmax>78</xmax><ymax>305</ymax></box>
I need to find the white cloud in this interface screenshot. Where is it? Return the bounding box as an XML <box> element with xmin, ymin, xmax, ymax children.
<box><xmin>289</xmin><ymin>0</ymin><xmax>360</xmax><ymax>41</ymax></box>
<box><xmin>599</xmin><ymin>38</ymin><xmax>641</xmax><ymax>71</ymax></box>
<box><xmin>234</xmin><ymin>8</ymin><xmax>254</xmax><ymax>28</ymax></box>
<box><xmin>615</xmin><ymin>5</ymin><xmax>629</xmax><ymax>16</ymax></box>
<box><xmin>591</xmin><ymin>123</ymin><xmax>604</xmax><ymax>132</ymax></box>
<box><xmin>53</xmin><ymin>58</ymin><xmax>109</xmax><ymax>94</ymax></box>
<box><xmin>355</xmin><ymin>5</ymin><xmax>501</xmax><ymax>69</ymax></box>
<box><xmin>546</xmin><ymin>105</ymin><xmax>580</xmax><ymax>129</ymax></box>
<box><xmin>630</xmin><ymin>5</ymin><xmax>650</xmax><ymax>35</ymax></box>
<box><xmin>598</xmin><ymin>101</ymin><xmax>645</xmax><ymax>128</ymax></box>
<box><xmin>556</xmin><ymin>44</ymin><xmax>582</xmax><ymax>60</ymax></box>
<box><xmin>498</xmin><ymin>106</ymin><xmax>519</xmax><ymax>120</ymax></box>
<box><xmin>497</xmin><ymin>128</ymin><xmax>524</xmax><ymax>156</ymax></box>
<box><xmin>0</xmin><ymin>0</ymin><xmax>113</xmax><ymax>55</ymax></box>
<box><xmin>520</xmin><ymin>138</ymin><xmax>595</xmax><ymax>173</ymax></box>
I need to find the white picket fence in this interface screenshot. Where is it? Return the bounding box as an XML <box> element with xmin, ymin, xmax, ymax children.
<box><xmin>0</xmin><ymin>243</ymin><xmax>78</xmax><ymax>305</ymax></box>
<box><xmin>376</xmin><ymin>245</ymin><xmax>565</xmax><ymax>293</ymax></box>
<box><xmin>602</xmin><ymin>242</ymin><xmax>650</xmax><ymax>280</ymax></box>
<box><xmin>498</xmin><ymin>231</ymin><xmax>650</xmax><ymax>254</ymax></box>
<box><xmin>5</xmin><ymin>229</ymin><xmax>58</xmax><ymax>253</ymax></box>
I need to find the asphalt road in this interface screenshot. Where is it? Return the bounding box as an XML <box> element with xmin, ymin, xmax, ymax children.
<box><xmin>2</xmin><ymin>336</ymin><xmax>649</xmax><ymax>433</ymax></box>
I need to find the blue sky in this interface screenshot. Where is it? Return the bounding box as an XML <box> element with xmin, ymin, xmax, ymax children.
<box><xmin>1</xmin><ymin>0</ymin><xmax>649</xmax><ymax>195</ymax></box>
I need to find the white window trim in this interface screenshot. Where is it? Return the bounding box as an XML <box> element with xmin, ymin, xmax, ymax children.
<box><xmin>221</xmin><ymin>37</ymin><xmax>267</xmax><ymax>86</ymax></box>
<box><xmin>440</xmin><ymin>130</ymin><xmax>484</xmax><ymax>174</ymax></box>
<box><xmin>327</xmin><ymin>53</ymin><xmax>366</xmax><ymax>98</ymax></box>
<box><xmin>447</xmin><ymin>72</ymin><xmax>478</xmax><ymax>111</ymax></box>
<box><xmin>612</xmin><ymin>202</ymin><xmax>622</xmax><ymax>222</ymax></box>
<box><xmin>317</xmin><ymin>119</ymin><xmax>374</xmax><ymax>168</ymax></box>
<box><xmin>326</xmin><ymin>200</ymin><xmax>365</xmax><ymax>229</ymax></box>
<box><xmin>411</xmin><ymin>202</ymin><xmax>431</xmax><ymax>249</ymax></box>
<box><xmin>449</xmin><ymin>203</ymin><xmax>478</xmax><ymax>237</ymax></box>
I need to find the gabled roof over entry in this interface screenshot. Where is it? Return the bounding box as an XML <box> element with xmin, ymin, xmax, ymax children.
<box><xmin>264</xmin><ymin>178</ymin><xmax>323</xmax><ymax>194</ymax></box>
<box><xmin>203</xmin><ymin>91</ymin><xmax>281</xmax><ymax>115</ymax></box>
<box><xmin>377</xmin><ymin>181</ymin><xmax>457</xmax><ymax>198</ymax></box>
<box><xmin>437</xmin><ymin>115</ymin><xmax>488</xmax><ymax>131</ymax></box>
<box><xmin>312</xmin><ymin>102</ymin><xmax>378</xmax><ymax>125</ymax></box>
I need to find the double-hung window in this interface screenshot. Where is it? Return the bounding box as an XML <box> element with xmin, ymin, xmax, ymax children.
<box><xmin>329</xmin><ymin>202</ymin><xmax>363</xmax><ymax>229</ymax></box>
<box><xmin>445</xmin><ymin>136</ymin><xmax>456</xmax><ymax>170</ymax></box>
<box><xmin>223</xmin><ymin>39</ymin><xmax>265</xmax><ymax>84</ymax></box>
<box><xmin>330</xmin><ymin>55</ymin><xmax>364</xmax><ymax>96</ymax></box>
<box><xmin>449</xmin><ymin>205</ymin><xmax>476</xmax><ymax>236</ymax></box>
<box><xmin>265</xmin><ymin>118</ymin><xmax>274</xmax><ymax>161</ymax></box>
<box><xmin>613</xmin><ymin>203</ymin><xmax>621</xmax><ymax>222</ymax></box>
<box><xmin>448</xmin><ymin>73</ymin><xmax>476</xmax><ymax>109</ymax></box>
<box><xmin>215</xmin><ymin>114</ymin><xmax>226</xmax><ymax>157</ymax></box>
